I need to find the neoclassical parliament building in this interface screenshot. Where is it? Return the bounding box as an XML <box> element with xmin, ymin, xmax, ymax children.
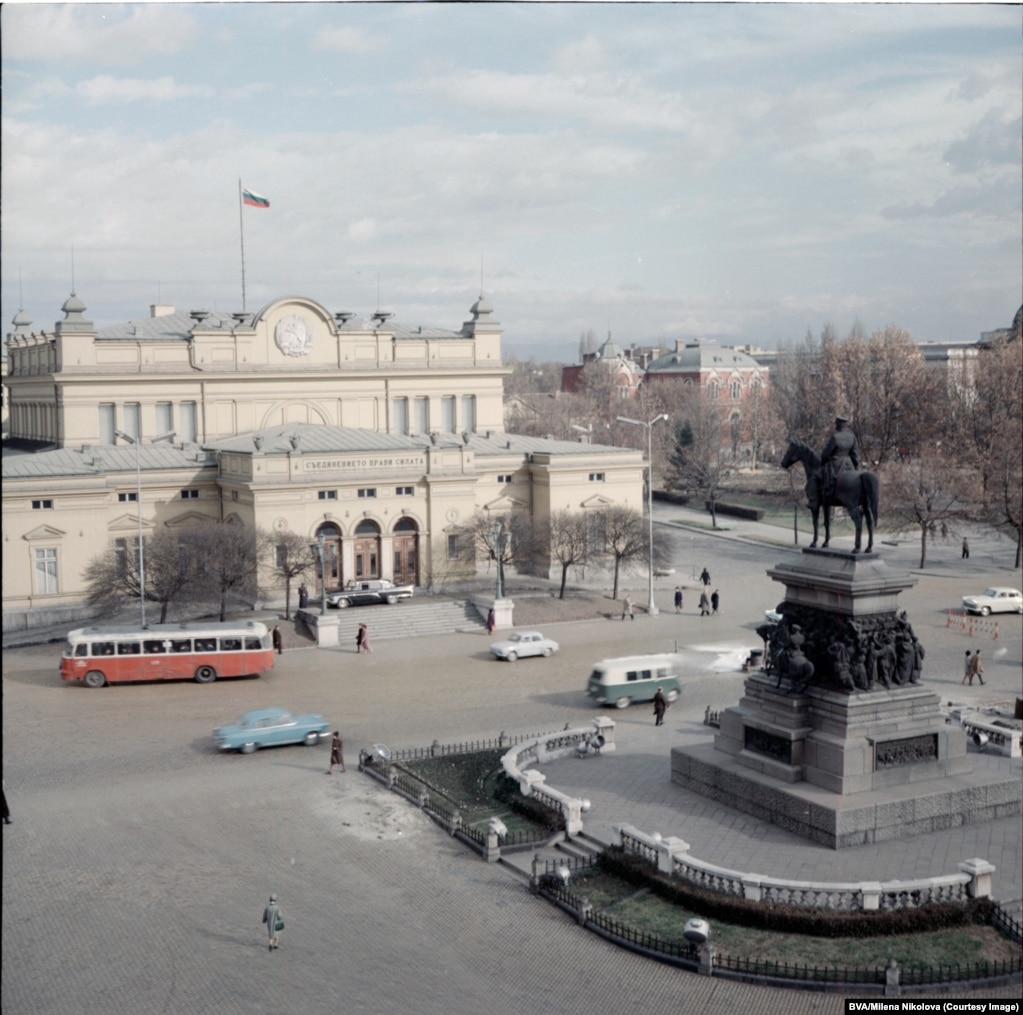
<box><xmin>2</xmin><ymin>292</ymin><xmax>643</xmax><ymax>627</ymax></box>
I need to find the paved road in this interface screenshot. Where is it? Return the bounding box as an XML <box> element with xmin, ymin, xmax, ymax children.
<box><xmin>3</xmin><ymin>519</ymin><xmax>1021</xmax><ymax>1014</ymax></box>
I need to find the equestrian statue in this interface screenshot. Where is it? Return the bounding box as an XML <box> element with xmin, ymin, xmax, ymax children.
<box><xmin>780</xmin><ymin>417</ymin><xmax>880</xmax><ymax>553</ymax></box>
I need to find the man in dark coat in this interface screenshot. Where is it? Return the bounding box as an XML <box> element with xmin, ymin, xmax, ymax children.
<box><xmin>652</xmin><ymin>688</ymin><xmax>667</xmax><ymax>726</ymax></box>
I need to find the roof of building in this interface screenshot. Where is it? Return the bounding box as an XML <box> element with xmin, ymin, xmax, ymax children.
<box><xmin>645</xmin><ymin>340</ymin><xmax>761</xmax><ymax>375</ymax></box>
<box><xmin>2</xmin><ymin>442</ymin><xmax>216</xmax><ymax>479</ymax></box>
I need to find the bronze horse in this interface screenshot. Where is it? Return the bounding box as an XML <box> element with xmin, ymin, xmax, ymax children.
<box><xmin>780</xmin><ymin>437</ymin><xmax>879</xmax><ymax>553</ymax></box>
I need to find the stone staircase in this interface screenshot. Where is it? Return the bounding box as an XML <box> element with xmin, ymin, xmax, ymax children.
<box><xmin>332</xmin><ymin>596</ymin><xmax>487</xmax><ymax>644</ymax></box>
<box><xmin>497</xmin><ymin>829</ymin><xmax>607</xmax><ymax>885</ymax></box>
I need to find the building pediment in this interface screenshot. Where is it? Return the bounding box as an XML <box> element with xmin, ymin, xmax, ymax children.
<box><xmin>108</xmin><ymin>512</ymin><xmax>157</xmax><ymax>533</ymax></box>
<box><xmin>580</xmin><ymin>494</ymin><xmax>615</xmax><ymax>510</ymax></box>
<box><xmin>483</xmin><ymin>493</ymin><xmax>528</xmax><ymax>512</ymax></box>
<box><xmin>164</xmin><ymin>511</ymin><xmax>213</xmax><ymax>529</ymax></box>
<box><xmin>22</xmin><ymin>523</ymin><xmax>67</xmax><ymax>541</ymax></box>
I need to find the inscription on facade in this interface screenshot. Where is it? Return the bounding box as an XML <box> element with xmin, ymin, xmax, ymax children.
<box><xmin>743</xmin><ymin>726</ymin><xmax>792</xmax><ymax>765</ymax></box>
<box><xmin>875</xmin><ymin>734</ymin><xmax>938</xmax><ymax>768</ymax></box>
<box><xmin>302</xmin><ymin>455</ymin><xmax>426</xmax><ymax>473</ymax></box>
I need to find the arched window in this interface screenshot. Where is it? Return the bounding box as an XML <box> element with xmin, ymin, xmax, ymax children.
<box><xmin>393</xmin><ymin>517</ymin><xmax>418</xmax><ymax>533</ymax></box>
<box><xmin>729</xmin><ymin>379</ymin><xmax>742</xmax><ymax>400</ymax></box>
<box><xmin>355</xmin><ymin>520</ymin><xmax>380</xmax><ymax>536</ymax></box>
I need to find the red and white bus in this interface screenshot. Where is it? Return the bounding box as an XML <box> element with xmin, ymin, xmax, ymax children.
<box><xmin>60</xmin><ymin>621</ymin><xmax>275</xmax><ymax>687</ymax></box>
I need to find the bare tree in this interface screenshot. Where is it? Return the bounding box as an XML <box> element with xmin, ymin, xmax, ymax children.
<box><xmin>665</xmin><ymin>389</ymin><xmax>727</xmax><ymax>528</ymax></box>
<box><xmin>262</xmin><ymin>529</ymin><xmax>315</xmax><ymax>619</ymax></box>
<box><xmin>466</xmin><ymin>509</ymin><xmax>542</xmax><ymax>592</ymax></box>
<box><xmin>884</xmin><ymin>454</ymin><xmax>969</xmax><ymax>568</ymax></box>
<box><xmin>82</xmin><ymin>526</ymin><xmax>200</xmax><ymax>624</ymax></box>
<box><xmin>545</xmin><ymin>510</ymin><xmax>592</xmax><ymax>599</ymax></box>
<box><xmin>599</xmin><ymin>504</ymin><xmax>647</xmax><ymax>601</ymax></box>
<box><xmin>769</xmin><ymin>327</ymin><xmax>835</xmax><ymax>444</ymax></box>
<box><xmin>190</xmin><ymin>522</ymin><xmax>261</xmax><ymax>621</ymax></box>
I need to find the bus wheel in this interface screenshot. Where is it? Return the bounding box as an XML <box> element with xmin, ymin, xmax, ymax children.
<box><xmin>195</xmin><ymin>666</ymin><xmax>217</xmax><ymax>684</ymax></box>
<box><xmin>84</xmin><ymin>670</ymin><xmax>106</xmax><ymax>688</ymax></box>
<box><xmin>615</xmin><ymin>696</ymin><xmax>631</xmax><ymax>709</ymax></box>
<box><xmin>666</xmin><ymin>689</ymin><xmax>680</xmax><ymax>702</ymax></box>
<box><xmin>240</xmin><ymin>743</ymin><xmax>257</xmax><ymax>754</ymax></box>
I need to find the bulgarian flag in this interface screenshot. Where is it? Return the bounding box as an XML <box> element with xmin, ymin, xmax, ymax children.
<box><xmin>242</xmin><ymin>187</ymin><xmax>270</xmax><ymax>209</ymax></box>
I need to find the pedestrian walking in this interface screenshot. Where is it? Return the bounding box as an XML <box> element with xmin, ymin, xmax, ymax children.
<box><xmin>710</xmin><ymin>589</ymin><xmax>720</xmax><ymax>615</ymax></box>
<box><xmin>652</xmin><ymin>688</ymin><xmax>667</xmax><ymax>726</ymax></box>
<box><xmin>272</xmin><ymin>625</ymin><xmax>283</xmax><ymax>655</ymax></box>
<box><xmin>298</xmin><ymin>583</ymin><xmax>308</xmax><ymax>609</ymax></box>
<box><xmin>486</xmin><ymin>607</ymin><xmax>496</xmax><ymax>634</ymax></box>
<box><xmin>262</xmin><ymin>894</ymin><xmax>283</xmax><ymax>951</ymax></box>
<box><xmin>700</xmin><ymin>567</ymin><xmax>711</xmax><ymax>587</ymax></box>
<box><xmin>962</xmin><ymin>651</ymin><xmax>972</xmax><ymax>685</ymax></box>
<box><xmin>326</xmin><ymin>731</ymin><xmax>345</xmax><ymax>774</ymax></box>
<box><xmin>969</xmin><ymin>649</ymin><xmax>985</xmax><ymax>686</ymax></box>
<box><xmin>940</xmin><ymin>521</ymin><xmax>948</xmax><ymax>540</ymax></box>
<box><xmin>673</xmin><ymin>587</ymin><xmax>683</xmax><ymax>613</ymax></box>
<box><xmin>357</xmin><ymin>622</ymin><xmax>371</xmax><ymax>652</ymax></box>
<box><xmin>962</xmin><ymin>538</ymin><xmax>970</xmax><ymax>559</ymax></box>
<box><xmin>698</xmin><ymin>590</ymin><xmax>710</xmax><ymax>616</ymax></box>
<box><xmin>621</xmin><ymin>595</ymin><xmax>634</xmax><ymax>621</ymax></box>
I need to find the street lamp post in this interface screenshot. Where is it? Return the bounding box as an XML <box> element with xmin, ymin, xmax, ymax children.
<box><xmin>308</xmin><ymin>535</ymin><xmax>328</xmax><ymax>615</ymax></box>
<box><xmin>114</xmin><ymin>428</ymin><xmax>175</xmax><ymax>628</ymax></box>
<box><xmin>489</xmin><ymin>519</ymin><xmax>508</xmax><ymax>600</ymax></box>
<box><xmin>616</xmin><ymin>413</ymin><xmax>668</xmax><ymax>617</ymax></box>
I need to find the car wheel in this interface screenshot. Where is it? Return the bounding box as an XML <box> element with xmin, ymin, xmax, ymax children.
<box><xmin>615</xmin><ymin>696</ymin><xmax>631</xmax><ymax>709</ymax></box>
<box><xmin>240</xmin><ymin>743</ymin><xmax>257</xmax><ymax>754</ymax></box>
<box><xmin>980</xmin><ymin>606</ymin><xmax>991</xmax><ymax>617</ymax></box>
<box><xmin>542</xmin><ymin>648</ymin><xmax>553</xmax><ymax>657</ymax></box>
<box><xmin>195</xmin><ymin>665</ymin><xmax>217</xmax><ymax>683</ymax></box>
<box><xmin>386</xmin><ymin>595</ymin><xmax>398</xmax><ymax>605</ymax></box>
<box><xmin>337</xmin><ymin>598</ymin><xmax>351</xmax><ymax>608</ymax></box>
<box><xmin>303</xmin><ymin>732</ymin><xmax>319</xmax><ymax>746</ymax></box>
<box><xmin>666</xmin><ymin>689</ymin><xmax>680</xmax><ymax>702</ymax></box>
<box><xmin>506</xmin><ymin>651</ymin><xmax>517</xmax><ymax>662</ymax></box>
<box><xmin>84</xmin><ymin>670</ymin><xmax>106</xmax><ymax>689</ymax></box>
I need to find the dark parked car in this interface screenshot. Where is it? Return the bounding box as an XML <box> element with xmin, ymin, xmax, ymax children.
<box><xmin>326</xmin><ymin>579</ymin><xmax>414</xmax><ymax>609</ymax></box>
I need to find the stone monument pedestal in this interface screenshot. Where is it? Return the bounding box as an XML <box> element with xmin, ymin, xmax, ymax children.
<box><xmin>670</xmin><ymin>547</ymin><xmax>1021</xmax><ymax>848</ymax></box>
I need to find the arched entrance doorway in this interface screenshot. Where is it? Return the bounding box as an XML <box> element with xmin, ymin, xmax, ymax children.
<box><xmin>353</xmin><ymin>520</ymin><xmax>381</xmax><ymax>581</ymax></box>
<box><xmin>392</xmin><ymin>517</ymin><xmax>419</xmax><ymax>586</ymax></box>
<box><xmin>314</xmin><ymin>523</ymin><xmax>342</xmax><ymax>593</ymax></box>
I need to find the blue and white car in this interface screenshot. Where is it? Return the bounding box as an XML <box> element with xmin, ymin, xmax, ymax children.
<box><xmin>213</xmin><ymin>707</ymin><xmax>330</xmax><ymax>754</ymax></box>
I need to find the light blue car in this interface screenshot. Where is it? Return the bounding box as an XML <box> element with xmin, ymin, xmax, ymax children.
<box><xmin>213</xmin><ymin>707</ymin><xmax>330</xmax><ymax>754</ymax></box>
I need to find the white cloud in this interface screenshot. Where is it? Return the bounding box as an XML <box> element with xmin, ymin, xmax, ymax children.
<box><xmin>311</xmin><ymin>26</ymin><xmax>384</xmax><ymax>54</ymax></box>
<box><xmin>76</xmin><ymin>76</ymin><xmax>214</xmax><ymax>106</ymax></box>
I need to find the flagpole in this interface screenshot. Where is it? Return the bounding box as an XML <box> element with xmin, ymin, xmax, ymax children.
<box><xmin>238</xmin><ymin>178</ymin><xmax>247</xmax><ymax>313</ymax></box>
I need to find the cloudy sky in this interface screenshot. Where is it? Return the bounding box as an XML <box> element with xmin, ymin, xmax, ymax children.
<box><xmin>2</xmin><ymin>2</ymin><xmax>1020</xmax><ymax>362</ymax></box>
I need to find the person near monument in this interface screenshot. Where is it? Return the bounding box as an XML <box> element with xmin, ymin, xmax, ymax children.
<box><xmin>674</xmin><ymin>586</ymin><xmax>683</xmax><ymax>613</ymax></box>
<box><xmin>698</xmin><ymin>590</ymin><xmax>710</xmax><ymax>616</ymax></box>
<box><xmin>962</xmin><ymin>651</ymin><xmax>972</xmax><ymax>685</ymax></box>
<box><xmin>652</xmin><ymin>688</ymin><xmax>667</xmax><ymax>726</ymax></box>
<box><xmin>298</xmin><ymin>583</ymin><xmax>308</xmax><ymax>609</ymax></box>
<box><xmin>356</xmin><ymin>623</ymin><xmax>371</xmax><ymax>653</ymax></box>
<box><xmin>271</xmin><ymin>625</ymin><xmax>283</xmax><ymax>655</ymax></box>
<box><xmin>621</xmin><ymin>595</ymin><xmax>634</xmax><ymax>621</ymax></box>
<box><xmin>710</xmin><ymin>589</ymin><xmax>720</xmax><ymax>615</ymax></box>
<box><xmin>819</xmin><ymin>416</ymin><xmax>859</xmax><ymax>502</ymax></box>
<box><xmin>962</xmin><ymin>537</ymin><xmax>970</xmax><ymax>559</ymax></box>
<box><xmin>486</xmin><ymin>607</ymin><xmax>496</xmax><ymax>634</ymax></box>
<box><xmin>700</xmin><ymin>567</ymin><xmax>711</xmax><ymax>587</ymax></box>
<box><xmin>326</xmin><ymin>731</ymin><xmax>345</xmax><ymax>774</ymax></box>
<box><xmin>969</xmin><ymin>649</ymin><xmax>985</xmax><ymax>686</ymax></box>
<box><xmin>262</xmin><ymin>894</ymin><xmax>282</xmax><ymax>951</ymax></box>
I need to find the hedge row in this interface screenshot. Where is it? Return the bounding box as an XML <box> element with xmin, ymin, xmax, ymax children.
<box><xmin>705</xmin><ymin>501</ymin><xmax>765</xmax><ymax>521</ymax></box>
<box><xmin>597</xmin><ymin>847</ymin><xmax>994</xmax><ymax>938</ymax></box>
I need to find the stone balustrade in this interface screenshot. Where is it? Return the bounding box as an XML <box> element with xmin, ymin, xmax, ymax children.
<box><xmin>958</xmin><ymin>714</ymin><xmax>1023</xmax><ymax>758</ymax></box>
<box><xmin>613</xmin><ymin>823</ymin><xmax>994</xmax><ymax>911</ymax></box>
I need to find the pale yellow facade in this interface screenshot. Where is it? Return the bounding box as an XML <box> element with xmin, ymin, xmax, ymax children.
<box><xmin>3</xmin><ymin>293</ymin><xmax>643</xmax><ymax>626</ymax></box>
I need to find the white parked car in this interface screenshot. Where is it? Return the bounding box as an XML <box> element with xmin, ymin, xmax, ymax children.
<box><xmin>490</xmin><ymin>630</ymin><xmax>559</xmax><ymax>662</ymax></box>
<box><xmin>961</xmin><ymin>588</ymin><xmax>1023</xmax><ymax>616</ymax></box>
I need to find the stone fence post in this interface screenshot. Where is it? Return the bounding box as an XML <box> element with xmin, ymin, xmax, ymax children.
<box><xmin>958</xmin><ymin>858</ymin><xmax>996</xmax><ymax>898</ymax></box>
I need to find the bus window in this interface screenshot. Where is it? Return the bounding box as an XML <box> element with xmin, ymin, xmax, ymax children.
<box><xmin>74</xmin><ymin>644</ymin><xmax>89</xmax><ymax>657</ymax></box>
<box><xmin>245</xmin><ymin>637</ymin><xmax>263</xmax><ymax>650</ymax></box>
<box><xmin>627</xmin><ymin>670</ymin><xmax>638</xmax><ymax>682</ymax></box>
<box><xmin>640</xmin><ymin>669</ymin><xmax>652</xmax><ymax>680</ymax></box>
<box><xmin>219</xmin><ymin>638</ymin><xmax>242</xmax><ymax>651</ymax></box>
<box><xmin>95</xmin><ymin>642</ymin><xmax>116</xmax><ymax>656</ymax></box>
<box><xmin>195</xmin><ymin>638</ymin><xmax>216</xmax><ymax>652</ymax></box>
<box><xmin>170</xmin><ymin>639</ymin><xmax>193</xmax><ymax>653</ymax></box>
<box><xmin>117</xmin><ymin>642</ymin><xmax>141</xmax><ymax>655</ymax></box>
<box><xmin>144</xmin><ymin>640</ymin><xmax>166</xmax><ymax>654</ymax></box>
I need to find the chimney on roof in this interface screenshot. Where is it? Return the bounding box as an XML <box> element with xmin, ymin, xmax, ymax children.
<box><xmin>150</xmin><ymin>305</ymin><xmax>175</xmax><ymax>318</ymax></box>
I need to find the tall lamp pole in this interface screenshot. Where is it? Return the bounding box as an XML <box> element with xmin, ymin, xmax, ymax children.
<box><xmin>616</xmin><ymin>413</ymin><xmax>668</xmax><ymax>617</ymax></box>
<box><xmin>309</xmin><ymin>535</ymin><xmax>328</xmax><ymax>615</ymax></box>
<box><xmin>114</xmin><ymin>428</ymin><xmax>175</xmax><ymax>628</ymax></box>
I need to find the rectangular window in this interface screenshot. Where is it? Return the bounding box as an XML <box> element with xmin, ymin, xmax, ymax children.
<box><xmin>98</xmin><ymin>404</ymin><xmax>116</xmax><ymax>445</ymax></box>
<box><xmin>441</xmin><ymin>395</ymin><xmax>456</xmax><ymax>433</ymax></box>
<box><xmin>447</xmin><ymin>534</ymin><xmax>459</xmax><ymax>559</ymax></box>
<box><xmin>461</xmin><ymin>395</ymin><xmax>476</xmax><ymax>433</ymax></box>
<box><xmin>357</xmin><ymin>488</ymin><xmax>377</xmax><ymax>499</ymax></box>
<box><xmin>155</xmin><ymin>401</ymin><xmax>174</xmax><ymax>434</ymax></box>
<box><xmin>34</xmin><ymin>547</ymin><xmax>58</xmax><ymax>595</ymax></box>
<box><xmin>497</xmin><ymin>474</ymin><xmax>512</xmax><ymax>484</ymax></box>
<box><xmin>114</xmin><ymin>537</ymin><xmax>141</xmax><ymax>580</ymax></box>
<box><xmin>589</xmin><ymin>472</ymin><xmax>605</xmax><ymax>482</ymax></box>
<box><xmin>413</xmin><ymin>396</ymin><xmax>429</xmax><ymax>435</ymax></box>
<box><xmin>122</xmin><ymin>403</ymin><xmax>141</xmax><ymax>440</ymax></box>
<box><xmin>317</xmin><ymin>490</ymin><xmax>337</xmax><ymax>501</ymax></box>
<box><xmin>118</xmin><ymin>492</ymin><xmax>138</xmax><ymax>503</ymax></box>
<box><xmin>393</xmin><ymin>397</ymin><xmax>409</xmax><ymax>436</ymax></box>
<box><xmin>180</xmin><ymin>489</ymin><xmax>200</xmax><ymax>500</ymax></box>
<box><xmin>231</xmin><ymin>491</ymin><xmax>239</xmax><ymax>501</ymax></box>
<box><xmin>32</xmin><ymin>499</ymin><xmax>54</xmax><ymax>510</ymax></box>
<box><xmin>179</xmin><ymin>402</ymin><xmax>197</xmax><ymax>443</ymax></box>
<box><xmin>395</xmin><ymin>486</ymin><xmax>413</xmax><ymax>496</ymax></box>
